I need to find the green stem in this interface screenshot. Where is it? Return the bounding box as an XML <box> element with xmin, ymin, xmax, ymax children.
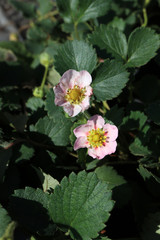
<box><xmin>40</xmin><ymin>65</ymin><xmax>49</xmax><ymax>90</ymax></box>
<box><xmin>142</xmin><ymin>8</ymin><xmax>148</xmax><ymax>27</ymax></box>
<box><xmin>74</xmin><ymin>22</ymin><xmax>79</xmax><ymax>40</ymax></box>
<box><xmin>102</xmin><ymin>101</ymin><xmax>110</xmax><ymax>111</ymax></box>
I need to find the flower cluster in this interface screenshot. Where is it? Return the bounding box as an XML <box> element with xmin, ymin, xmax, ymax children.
<box><xmin>54</xmin><ymin>69</ymin><xmax>118</xmax><ymax>159</ymax></box>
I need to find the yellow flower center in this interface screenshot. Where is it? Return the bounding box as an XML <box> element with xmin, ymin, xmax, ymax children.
<box><xmin>65</xmin><ymin>85</ymin><xmax>86</xmax><ymax>104</ymax></box>
<box><xmin>87</xmin><ymin>128</ymin><xmax>107</xmax><ymax>148</ymax></box>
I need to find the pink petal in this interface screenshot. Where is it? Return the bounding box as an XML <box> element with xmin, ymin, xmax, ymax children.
<box><xmin>75</xmin><ymin>70</ymin><xmax>92</xmax><ymax>88</ymax></box>
<box><xmin>63</xmin><ymin>104</ymin><xmax>82</xmax><ymax>117</ymax></box>
<box><xmin>88</xmin><ymin>147</ymin><xmax>107</xmax><ymax>160</ymax></box>
<box><xmin>60</xmin><ymin>70</ymin><xmax>80</xmax><ymax>91</ymax></box>
<box><xmin>74</xmin><ymin>136</ymin><xmax>89</xmax><ymax>150</ymax></box>
<box><xmin>53</xmin><ymin>84</ymin><xmax>64</xmax><ymax>95</ymax></box>
<box><xmin>73</xmin><ymin>123</ymin><xmax>92</xmax><ymax>138</ymax></box>
<box><xmin>80</xmin><ymin>96</ymin><xmax>90</xmax><ymax>112</ymax></box>
<box><xmin>103</xmin><ymin>124</ymin><xmax>118</xmax><ymax>141</ymax></box>
<box><xmin>103</xmin><ymin>141</ymin><xmax>117</xmax><ymax>155</ymax></box>
<box><xmin>85</xmin><ymin>86</ymin><xmax>93</xmax><ymax>96</ymax></box>
<box><xmin>87</xmin><ymin>115</ymin><xmax>105</xmax><ymax>129</ymax></box>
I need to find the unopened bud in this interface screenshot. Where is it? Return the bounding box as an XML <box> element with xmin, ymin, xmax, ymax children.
<box><xmin>40</xmin><ymin>52</ymin><xmax>53</xmax><ymax>67</ymax></box>
<box><xmin>33</xmin><ymin>87</ymin><xmax>43</xmax><ymax>98</ymax></box>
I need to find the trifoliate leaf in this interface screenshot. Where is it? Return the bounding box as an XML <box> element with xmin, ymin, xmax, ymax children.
<box><xmin>127</xmin><ymin>27</ymin><xmax>160</xmax><ymax>68</ymax></box>
<box><xmin>89</xmin><ymin>25</ymin><xmax>127</xmax><ymax>61</ymax></box>
<box><xmin>56</xmin><ymin>0</ymin><xmax>111</xmax><ymax>24</ymax></box>
<box><xmin>95</xmin><ymin>166</ymin><xmax>126</xmax><ymax>190</ymax></box>
<box><xmin>146</xmin><ymin>101</ymin><xmax>160</xmax><ymax>125</ymax></box>
<box><xmin>35</xmin><ymin>116</ymin><xmax>73</xmax><ymax>146</ymax></box>
<box><xmin>93</xmin><ymin>59</ymin><xmax>129</xmax><ymax>101</ymax></box>
<box><xmin>49</xmin><ymin>171</ymin><xmax>114</xmax><ymax>240</ymax></box>
<box><xmin>55</xmin><ymin>40</ymin><xmax>97</xmax><ymax>74</ymax></box>
<box><xmin>0</xmin><ymin>205</ymin><xmax>12</xmax><ymax>238</ymax></box>
<box><xmin>9</xmin><ymin>187</ymin><xmax>56</xmax><ymax>236</ymax></box>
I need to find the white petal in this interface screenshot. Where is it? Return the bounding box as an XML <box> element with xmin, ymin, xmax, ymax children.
<box><xmin>76</xmin><ymin>70</ymin><xmax>92</xmax><ymax>88</ymax></box>
<box><xmin>80</xmin><ymin>96</ymin><xmax>90</xmax><ymax>112</ymax></box>
<box><xmin>60</xmin><ymin>69</ymin><xmax>80</xmax><ymax>91</ymax></box>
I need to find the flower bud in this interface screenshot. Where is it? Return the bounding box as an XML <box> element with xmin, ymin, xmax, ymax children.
<box><xmin>40</xmin><ymin>52</ymin><xmax>53</xmax><ymax>67</ymax></box>
<box><xmin>33</xmin><ymin>87</ymin><xmax>43</xmax><ymax>98</ymax></box>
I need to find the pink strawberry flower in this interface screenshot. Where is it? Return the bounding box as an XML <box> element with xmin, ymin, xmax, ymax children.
<box><xmin>73</xmin><ymin>115</ymin><xmax>118</xmax><ymax>159</ymax></box>
<box><xmin>53</xmin><ymin>69</ymin><xmax>93</xmax><ymax>117</ymax></box>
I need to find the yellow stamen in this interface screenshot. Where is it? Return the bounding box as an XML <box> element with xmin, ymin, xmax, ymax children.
<box><xmin>65</xmin><ymin>85</ymin><xmax>86</xmax><ymax>104</ymax></box>
<box><xmin>87</xmin><ymin>128</ymin><xmax>107</xmax><ymax>148</ymax></box>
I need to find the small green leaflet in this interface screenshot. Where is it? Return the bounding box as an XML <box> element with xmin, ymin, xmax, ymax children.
<box><xmin>89</xmin><ymin>25</ymin><xmax>128</xmax><ymax>61</ymax></box>
<box><xmin>127</xmin><ymin>27</ymin><xmax>160</xmax><ymax>67</ymax></box>
<box><xmin>0</xmin><ymin>205</ymin><xmax>12</xmax><ymax>238</ymax></box>
<box><xmin>93</xmin><ymin>59</ymin><xmax>129</xmax><ymax>101</ymax></box>
<box><xmin>56</xmin><ymin>0</ymin><xmax>111</xmax><ymax>24</ymax></box>
<box><xmin>54</xmin><ymin>40</ymin><xmax>97</xmax><ymax>74</ymax></box>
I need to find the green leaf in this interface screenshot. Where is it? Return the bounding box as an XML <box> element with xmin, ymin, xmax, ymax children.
<box><xmin>57</xmin><ymin>0</ymin><xmax>111</xmax><ymax>24</ymax></box>
<box><xmin>89</xmin><ymin>25</ymin><xmax>127</xmax><ymax>60</ymax></box>
<box><xmin>14</xmin><ymin>144</ymin><xmax>35</xmax><ymax>163</ymax></box>
<box><xmin>27</xmin><ymin>26</ymin><xmax>48</xmax><ymax>41</ymax></box>
<box><xmin>0</xmin><ymin>205</ymin><xmax>12</xmax><ymax>238</ymax></box>
<box><xmin>35</xmin><ymin>116</ymin><xmax>73</xmax><ymax>146</ymax></box>
<box><xmin>45</xmin><ymin>89</ymin><xmax>64</xmax><ymax>119</ymax></box>
<box><xmin>55</xmin><ymin>40</ymin><xmax>97</xmax><ymax>75</ymax></box>
<box><xmin>42</xmin><ymin>173</ymin><xmax>59</xmax><ymax>192</ymax></box>
<box><xmin>138</xmin><ymin>165</ymin><xmax>160</xmax><ymax>184</ymax></box>
<box><xmin>93</xmin><ymin>59</ymin><xmax>129</xmax><ymax>101</ymax></box>
<box><xmin>26</xmin><ymin>97</ymin><xmax>44</xmax><ymax>111</ymax></box>
<box><xmin>146</xmin><ymin>101</ymin><xmax>160</xmax><ymax>125</ymax></box>
<box><xmin>121</xmin><ymin>111</ymin><xmax>147</xmax><ymax>130</ymax></box>
<box><xmin>49</xmin><ymin>171</ymin><xmax>114</xmax><ymax>240</ymax></box>
<box><xmin>95</xmin><ymin>166</ymin><xmax>126</xmax><ymax>190</ymax></box>
<box><xmin>0</xmin><ymin>41</ymin><xmax>30</xmax><ymax>59</ymax></box>
<box><xmin>129</xmin><ymin>138</ymin><xmax>151</xmax><ymax>156</ymax></box>
<box><xmin>127</xmin><ymin>27</ymin><xmax>160</xmax><ymax>68</ymax></box>
<box><xmin>0</xmin><ymin>148</ymin><xmax>12</xmax><ymax>183</ymax></box>
<box><xmin>9</xmin><ymin>187</ymin><xmax>56</xmax><ymax>236</ymax></box>
<box><xmin>37</xmin><ymin>0</ymin><xmax>53</xmax><ymax>15</ymax></box>
<box><xmin>9</xmin><ymin>0</ymin><xmax>35</xmax><ymax>17</ymax></box>
<box><xmin>47</xmin><ymin>67</ymin><xmax>61</xmax><ymax>87</ymax></box>
<box><xmin>0</xmin><ymin>48</ymin><xmax>17</xmax><ymax>62</ymax></box>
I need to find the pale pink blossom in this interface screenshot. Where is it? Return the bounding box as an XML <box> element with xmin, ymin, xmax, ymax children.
<box><xmin>73</xmin><ymin>115</ymin><xmax>118</xmax><ymax>159</ymax></box>
<box><xmin>53</xmin><ymin>69</ymin><xmax>93</xmax><ymax>117</ymax></box>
